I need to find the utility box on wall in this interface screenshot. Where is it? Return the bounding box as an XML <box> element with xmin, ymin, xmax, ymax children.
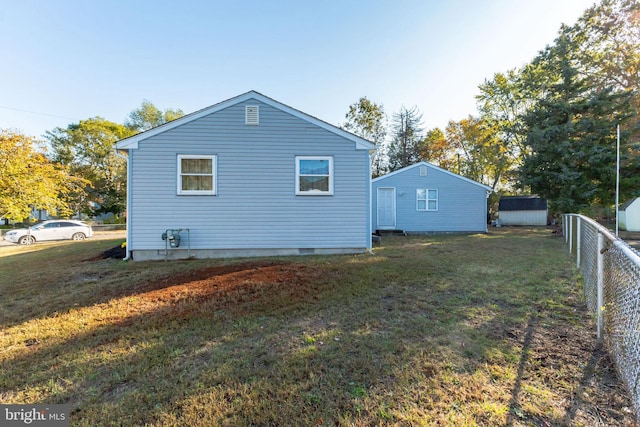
<box><xmin>160</xmin><ymin>228</ymin><xmax>191</xmax><ymax>261</ymax></box>
<box><xmin>162</xmin><ymin>229</ymin><xmax>182</xmax><ymax>248</ymax></box>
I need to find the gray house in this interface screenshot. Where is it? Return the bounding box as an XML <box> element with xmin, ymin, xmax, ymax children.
<box><xmin>372</xmin><ymin>162</ymin><xmax>492</xmax><ymax>234</ymax></box>
<box><xmin>116</xmin><ymin>91</ymin><xmax>375</xmax><ymax>261</ymax></box>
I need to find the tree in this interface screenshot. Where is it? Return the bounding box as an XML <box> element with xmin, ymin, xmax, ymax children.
<box><xmin>387</xmin><ymin>106</ymin><xmax>424</xmax><ymax>171</ymax></box>
<box><xmin>445</xmin><ymin>116</ymin><xmax>512</xmax><ymax>191</ymax></box>
<box><xmin>46</xmin><ymin>118</ymin><xmax>135</xmax><ymax>217</ymax></box>
<box><xmin>125</xmin><ymin>100</ymin><xmax>184</xmax><ymax>132</ymax></box>
<box><xmin>519</xmin><ymin>30</ymin><xmax>633</xmax><ymax>214</ymax></box>
<box><xmin>342</xmin><ymin>97</ymin><xmax>388</xmax><ymax>176</ymax></box>
<box><xmin>0</xmin><ymin>130</ymin><xmax>83</xmax><ymax>221</ymax></box>
<box><xmin>476</xmin><ymin>69</ymin><xmax>533</xmax><ymax>190</ymax></box>
<box><xmin>566</xmin><ymin>0</ymin><xmax>639</xmax><ymax>94</ymax></box>
<box><xmin>563</xmin><ymin>0</ymin><xmax>640</xmax><ymax>202</ymax></box>
<box><xmin>420</xmin><ymin>127</ymin><xmax>458</xmax><ymax>171</ymax></box>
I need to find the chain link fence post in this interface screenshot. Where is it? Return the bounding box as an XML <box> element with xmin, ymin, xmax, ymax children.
<box><xmin>596</xmin><ymin>231</ymin><xmax>604</xmax><ymax>344</ymax></box>
<box><xmin>576</xmin><ymin>217</ymin><xmax>581</xmax><ymax>269</ymax></box>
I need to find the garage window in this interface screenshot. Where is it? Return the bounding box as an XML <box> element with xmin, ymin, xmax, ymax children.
<box><xmin>417</xmin><ymin>189</ymin><xmax>438</xmax><ymax>211</ymax></box>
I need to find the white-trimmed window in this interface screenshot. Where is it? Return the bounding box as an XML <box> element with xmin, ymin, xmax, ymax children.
<box><xmin>417</xmin><ymin>188</ymin><xmax>438</xmax><ymax>211</ymax></box>
<box><xmin>177</xmin><ymin>155</ymin><xmax>217</xmax><ymax>195</ymax></box>
<box><xmin>295</xmin><ymin>156</ymin><xmax>333</xmax><ymax>195</ymax></box>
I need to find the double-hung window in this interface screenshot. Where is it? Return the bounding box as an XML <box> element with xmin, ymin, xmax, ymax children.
<box><xmin>295</xmin><ymin>156</ymin><xmax>333</xmax><ymax>195</ymax></box>
<box><xmin>177</xmin><ymin>155</ymin><xmax>217</xmax><ymax>195</ymax></box>
<box><xmin>417</xmin><ymin>188</ymin><xmax>438</xmax><ymax>211</ymax></box>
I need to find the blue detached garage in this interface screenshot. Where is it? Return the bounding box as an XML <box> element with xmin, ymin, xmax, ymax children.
<box><xmin>372</xmin><ymin>162</ymin><xmax>492</xmax><ymax>234</ymax></box>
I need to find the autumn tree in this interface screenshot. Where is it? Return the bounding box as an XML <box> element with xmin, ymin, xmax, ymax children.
<box><xmin>420</xmin><ymin>127</ymin><xmax>458</xmax><ymax>171</ymax></box>
<box><xmin>0</xmin><ymin>130</ymin><xmax>84</xmax><ymax>221</ymax></box>
<box><xmin>125</xmin><ymin>100</ymin><xmax>184</xmax><ymax>132</ymax></box>
<box><xmin>387</xmin><ymin>106</ymin><xmax>424</xmax><ymax>171</ymax></box>
<box><xmin>445</xmin><ymin>116</ymin><xmax>513</xmax><ymax>191</ymax></box>
<box><xmin>343</xmin><ymin>97</ymin><xmax>388</xmax><ymax>176</ymax></box>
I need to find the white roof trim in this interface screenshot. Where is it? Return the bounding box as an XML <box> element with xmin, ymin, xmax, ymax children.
<box><xmin>373</xmin><ymin>161</ymin><xmax>493</xmax><ymax>192</ymax></box>
<box><xmin>116</xmin><ymin>90</ymin><xmax>375</xmax><ymax>151</ymax></box>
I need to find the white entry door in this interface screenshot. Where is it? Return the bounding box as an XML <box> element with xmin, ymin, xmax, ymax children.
<box><xmin>377</xmin><ymin>187</ymin><xmax>396</xmax><ymax>229</ymax></box>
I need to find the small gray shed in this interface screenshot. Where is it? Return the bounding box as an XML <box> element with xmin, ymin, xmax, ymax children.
<box><xmin>619</xmin><ymin>197</ymin><xmax>640</xmax><ymax>231</ymax></box>
<box><xmin>498</xmin><ymin>196</ymin><xmax>548</xmax><ymax>226</ymax></box>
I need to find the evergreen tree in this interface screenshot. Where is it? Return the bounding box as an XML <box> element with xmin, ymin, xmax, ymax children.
<box><xmin>520</xmin><ymin>31</ymin><xmax>633</xmax><ymax>213</ymax></box>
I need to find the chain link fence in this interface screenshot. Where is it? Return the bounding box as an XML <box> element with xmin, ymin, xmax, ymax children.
<box><xmin>563</xmin><ymin>214</ymin><xmax>640</xmax><ymax>417</ymax></box>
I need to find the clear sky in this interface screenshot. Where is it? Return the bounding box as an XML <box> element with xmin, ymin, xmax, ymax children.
<box><xmin>0</xmin><ymin>0</ymin><xmax>594</xmax><ymax>139</ymax></box>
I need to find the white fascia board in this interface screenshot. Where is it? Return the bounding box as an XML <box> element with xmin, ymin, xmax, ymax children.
<box><xmin>115</xmin><ymin>90</ymin><xmax>375</xmax><ymax>151</ymax></box>
<box><xmin>373</xmin><ymin>161</ymin><xmax>493</xmax><ymax>192</ymax></box>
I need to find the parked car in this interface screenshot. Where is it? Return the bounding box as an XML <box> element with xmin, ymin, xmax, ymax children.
<box><xmin>3</xmin><ymin>220</ymin><xmax>93</xmax><ymax>245</ymax></box>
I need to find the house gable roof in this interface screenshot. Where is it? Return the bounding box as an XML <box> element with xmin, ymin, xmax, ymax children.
<box><xmin>372</xmin><ymin>161</ymin><xmax>492</xmax><ymax>192</ymax></box>
<box><xmin>115</xmin><ymin>90</ymin><xmax>375</xmax><ymax>151</ymax></box>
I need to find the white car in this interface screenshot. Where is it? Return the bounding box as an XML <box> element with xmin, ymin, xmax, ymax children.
<box><xmin>3</xmin><ymin>220</ymin><xmax>93</xmax><ymax>245</ymax></box>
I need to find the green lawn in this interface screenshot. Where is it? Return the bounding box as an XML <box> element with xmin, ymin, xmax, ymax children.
<box><xmin>0</xmin><ymin>228</ymin><xmax>633</xmax><ymax>426</ymax></box>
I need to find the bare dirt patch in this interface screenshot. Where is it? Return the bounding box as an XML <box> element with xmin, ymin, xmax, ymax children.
<box><xmin>126</xmin><ymin>261</ymin><xmax>324</xmax><ymax>318</ymax></box>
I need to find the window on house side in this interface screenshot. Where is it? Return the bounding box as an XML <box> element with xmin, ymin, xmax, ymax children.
<box><xmin>417</xmin><ymin>188</ymin><xmax>438</xmax><ymax>211</ymax></box>
<box><xmin>177</xmin><ymin>155</ymin><xmax>217</xmax><ymax>195</ymax></box>
<box><xmin>295</xmin><ymin>156</ymin><xmax>333</xmax><ymax>195</ymax></box>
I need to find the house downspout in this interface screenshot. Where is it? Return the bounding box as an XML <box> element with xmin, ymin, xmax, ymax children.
<box><xmin>486</xmin><ymin>189</ymin><xmax>493</xmax><ymax>233</ymax></box>
<box><xmin>368</xmin><ymin>149</ymin><xmax>376</xmax><ymax>255</ymax></box>
<box><xmin>114</xmin><ymin>148</ymin><xmax>131</xmax><ymax>260</ymax></box>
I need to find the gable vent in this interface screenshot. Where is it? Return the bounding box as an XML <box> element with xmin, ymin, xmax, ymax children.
<box><xmin>419</xmin><ymin>166</ymin><xmax>427</xmax><ymax>176</ymax></box>
<box><xmin>245</xmin><ymin>105</ymin><xmax>259</xmax><ymax>125</ymax></box>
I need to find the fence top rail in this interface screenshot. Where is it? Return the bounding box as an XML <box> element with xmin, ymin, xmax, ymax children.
<box><xmin>565</xmin><ymin>213</ymin><xmax>640</xmax><ymax>267</ymax></box>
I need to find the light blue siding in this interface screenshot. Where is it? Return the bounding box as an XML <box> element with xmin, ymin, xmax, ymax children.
<box><xmin>127</xmin><ymin>99</ymin><xmax>371</xmax><ymax>257</ymax></box>
<box><xmin>372</xmin><ymin>162</ymin><xmax>490</xmax><ymax>233</ymax></box>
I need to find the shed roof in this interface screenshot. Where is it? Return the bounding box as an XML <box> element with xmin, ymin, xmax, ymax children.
<box><xmin>498</xmin><ymin>196</ymin><xmax>548</xmax><ymax>211</ymax></box>
<box><xmin>116</xmin><ymin>90</ymin><xmax>375</xmax><ymax>151</ymax></box>
<box><xmin>619</xmin><ymin>197</ymin><xmax>640</xmax><ymax>211</ymax></box>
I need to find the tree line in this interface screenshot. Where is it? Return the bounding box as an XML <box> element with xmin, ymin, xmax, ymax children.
<box><xmin>343</xmin><ymin>0</ymin><xmax>639</xmax><ymax>215</ymax></box>
<box><xmin>1</xmin><ymin>0</ymin><xmax>638</xmax><ymax>222</ymax></box>
<box><xmin>1</xmin><ymin>102</ymin><xmax>183</xmax><ymax>222</ymax></box>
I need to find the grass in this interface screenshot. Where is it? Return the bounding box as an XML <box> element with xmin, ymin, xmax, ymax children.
<box><xmin>0</xmin><ymin>228</ymin><xmax>633</xmax><ymax>426</ymax></box>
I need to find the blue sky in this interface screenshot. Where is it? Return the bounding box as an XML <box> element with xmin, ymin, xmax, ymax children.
<box><xmin>1</xmin><ymin>1</ymin><xmax>593</xmax><ymax>139</ymax></box>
